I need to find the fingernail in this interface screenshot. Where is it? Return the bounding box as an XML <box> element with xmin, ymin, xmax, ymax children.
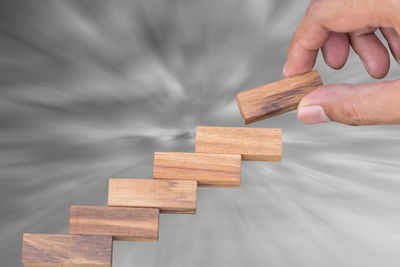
<box><xmin>297</xmin><ymin>105</ymin><xmax>331</xmax><ymax>124</ymax></box>
<box><xmin>282</xmin><ymin>63</ymin><xmax>286</xmax><ymax>76</ymax></box>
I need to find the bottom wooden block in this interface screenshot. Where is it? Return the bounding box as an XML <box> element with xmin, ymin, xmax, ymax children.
<box><xmin>70</xmin><ymin>206</ymin><xmax>159</xmax><ymax>241</ymax></box>
<box><xmin>22</xmin><ymin>233</ymin><xmax>112</xmax><ymax>267</ymax></box>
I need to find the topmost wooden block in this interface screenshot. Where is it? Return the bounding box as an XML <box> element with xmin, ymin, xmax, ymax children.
<box><xmin>236</xmin><ymin>70</ymin><xmax>323</xmax><ymax>124</ymax></box>
<box><xmin>195</xmin><ymin>126</ymin><xmax>281</xmax><ymax>161</ymax></box>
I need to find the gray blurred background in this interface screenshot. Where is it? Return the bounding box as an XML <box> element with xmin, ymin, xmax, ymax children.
<box><xmin>1</xmin><ymin>0</ymin><xmax>400</xmax><ymax>266</ymax></box>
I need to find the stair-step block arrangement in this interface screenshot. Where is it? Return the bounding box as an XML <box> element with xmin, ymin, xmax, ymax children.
<box><xmin>195</xmin><ymin>126</ymin><xmax>282</xmax><ymax>161</ymax></box>
<box><xmin>22</xmin><ymin>125</ymin><xmax>283</xmax><ymax>266</ymax></box>
<box><xmin>69</xmin><ymin>206</ymin><xmax>159</xmax><ymax>241</ymax></box>
<box><xmin>108</xmin><ymin>178</ymin><xmax>198</xmax><ymax>214</ymax></box>
<box><xmin>236</xmin><ymin>70</ymin><xmax>323</xmax><ymax>124</ymax></box>
<box><xmin>22</xmin><ymin>233</ymin><xmax>112</xmax><ymax>267</ymax></box>
<box><xmin>153</xmin><ymin>152</ymin><xmax>241</xmax><ymax>187</ymax></box>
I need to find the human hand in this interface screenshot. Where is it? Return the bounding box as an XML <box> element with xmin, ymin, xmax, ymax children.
<box><xmin>284</xmin><ymin>0</ymin><xmax>400</xmax><ymax>125</ymax></box>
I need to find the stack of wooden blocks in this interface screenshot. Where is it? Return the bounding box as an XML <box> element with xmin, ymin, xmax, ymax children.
<box><xmin>22</xmin><ymin>70</ymin><xmax>321</xmax><ymax>266</ymax></box>
<box><xmin>22</xmin><ymin>126</ymin><xmax>282</xmax><ymax>267</ymax></box>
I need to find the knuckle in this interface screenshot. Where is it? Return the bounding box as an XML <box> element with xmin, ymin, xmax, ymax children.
<box><xmin>306</xmin><ymin>0</ymin><xmax>324</xmax><ymax>16</ymax></box>
<box><xmin>341</xmin><ymin>97</ymin><xmax>366</xmax><ymax>126</ymax></box>
<box><xmin>308</xmin><ymin>0</ymin><xmax>333</xmax><ymax>14</ymax></box>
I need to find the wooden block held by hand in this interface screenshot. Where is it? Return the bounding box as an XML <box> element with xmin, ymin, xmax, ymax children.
<box><xmin>236</xmin><ymin>70</ymin><xmax>323</xmax><ymax>124</ymax></box>
<box><xmin>108</xmin><ymin>178</ymin><xmax>197</xmax><ymax>214</ymax></box>
<box><xmin>153</xmin><ymin>152</ymin><xmax>241</xmax><ymax>187</ymax></box>
<box><xmin>22</xmin><ymin>233</ymin><xmax>112</xmax><ymax>267</ymax></box>
<box><xmin>196</xmin><ymin>126</ymin><xmax>282</xmax><ymax>161</ymax></box>
<box><xmin>69</xmin><ymin>206</ymin><xmax>159</xmax><ymax>241</ymax></box>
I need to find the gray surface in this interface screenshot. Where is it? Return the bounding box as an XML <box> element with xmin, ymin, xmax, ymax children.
<box><xmin>1</xmin><ymin>1</ymin><xmax>400</xmax><ymax>266</ymax></box>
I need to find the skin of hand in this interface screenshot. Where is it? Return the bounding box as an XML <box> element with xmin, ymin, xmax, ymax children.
<box><xmin>284</xmin><ymin>0</ymin><xmax>400</xmax><ymax>125</ymax></box>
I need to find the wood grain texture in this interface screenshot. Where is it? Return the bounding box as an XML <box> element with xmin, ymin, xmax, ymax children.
<box><xmin>195</xmin><ymin>126</ymin><xmax>282</xmax><ymax>161</ymax></box>
<box><xmin>22</xmin><ymin>233</ymin><xmax>112</xmax><ymax>267</ymax></box>
<box><xmin>108</xmin><ymin>178</ymin><xmax>197</xmax><ymax>214</ymax></box>
<box><xmin>69</xmin><ymin>206</ymin><xmax>159</xmax><ymax>241</ymax></box>
<box><xmin>236</xmin><ymin>70</ymin><xmax>323</xmax><ymax>124</ymax></box>
<box><xmin>153</xmin><ymin>152</ymin><xmax>241</xmax><ymax>187</ymax></box>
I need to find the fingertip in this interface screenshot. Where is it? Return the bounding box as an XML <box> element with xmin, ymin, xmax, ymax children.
<box><xmin>283</xmin><ymin>46</ymin><xmax>319</xmax><ymax>78</ymax></box>
<box><xmin>362</xmin><ymin>56</ymin><xmax>390</xmax><ymax>79</ymax></box>
<box><xmin>350</xmin><ymin>31</ymin><xmax>391</xmax><ymax>79</ymax></box>
<box><xmin>297</xmin><ymin>83</ymin><xmax>354</xmax><ymax>124</ymax></box>
<box><xmin>322</xmin><ymin>32</ymin><xmax>350</xmax><ymax>70</ymax></box>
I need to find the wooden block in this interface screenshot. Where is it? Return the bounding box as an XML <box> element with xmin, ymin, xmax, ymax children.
<box><xmin>108</xmin><ymin>178</ymin><xmax>197</xmax><ymax>214</ymax></box>
<box><xmin>153</xmin><ymin>152</ymin><xmax>241</xmax><ymax>187</ymax></box>
<box><xmin>69</xmin><ymin>206</ymin><xmax>159</xmax><ymax>241</ymax></box>
<box><xmin>22</xmin><ymin>233</ymin><xmax>112</xmax><ymax>267</ymax></box>
<box><xmin>236</xmin><ymin>70</ymin><xmax>323</xmax><ymax>124</ymax></box>
<box><xmin>195</xmin><ymin>126</ymin><xmax>282</xmax><ymax>161</ymax></box>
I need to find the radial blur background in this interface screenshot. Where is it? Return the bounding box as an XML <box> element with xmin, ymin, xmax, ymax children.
<box><xmin>2</xmin><ymin>0</ymin><xmax>400</xmax><ymax>266</ymax></box>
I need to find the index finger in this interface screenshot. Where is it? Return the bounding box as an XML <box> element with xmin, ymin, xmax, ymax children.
<box><xmin>283</xmin><ymin>7</ymin><xmax>330</xmax><ymax>77</ymax></box>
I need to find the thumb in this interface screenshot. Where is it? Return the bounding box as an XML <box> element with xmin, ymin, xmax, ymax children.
<box><xmin>297</xmin><ymin>80</ymin><xmax>400</xmax><ymax>125</ymax></box>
